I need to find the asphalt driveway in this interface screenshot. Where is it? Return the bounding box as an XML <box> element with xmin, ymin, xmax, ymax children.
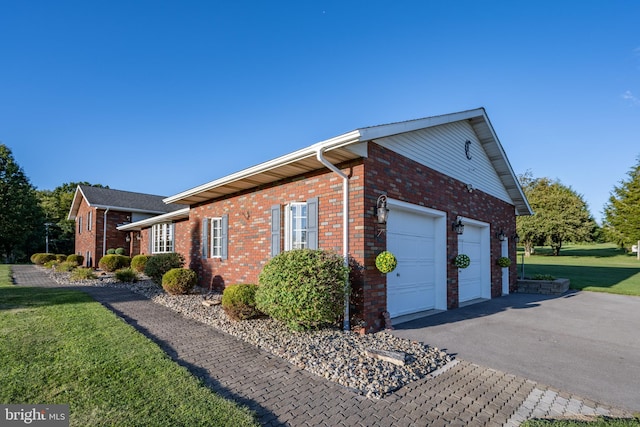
<box><xmin>391</xmin><ymin>290</ymin><xmax>640</xmax><ymax>412</ymax></box>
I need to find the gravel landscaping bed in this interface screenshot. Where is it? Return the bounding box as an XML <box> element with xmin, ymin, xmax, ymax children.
<box><xmin>47</xmin><ymin>269</ymin><xmax>452</xmax><ymax>399</ymax></box>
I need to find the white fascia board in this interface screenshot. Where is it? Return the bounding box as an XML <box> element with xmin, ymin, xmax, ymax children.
<box><xmin>358</xmin><ymin>108</ymin><xmax>486</xmax><ymax>141</ymax></box>
<box><xmin>117</xmin><ymin>208</ymin><xmax>190</xmax><ymax>231</ymax></box>
<box><xmin>90</xmin><ymin>204</ymin><xmax>171</xmax><ymax>215</ymax></box>
<box><xmin>67</xmin><ymin>186</ymin><xmax>86</xmax><ymax>220</ymax></box>
<box><xmin>164</xmin><ymin>130</ymin><xmax>362</xmax><ymax>204</ymax></box>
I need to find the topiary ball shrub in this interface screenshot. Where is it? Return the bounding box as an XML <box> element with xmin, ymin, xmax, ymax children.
<box><xmin>497</xmin><ymin>256</ymin><xmax>512</xmax><ymax>268</ymax></box>
<box><xmin>453</xmin><ymin>254</ymin><xmax>471</xmax><ymax>269</ymax></box>
<box><xmin>222</xmin><ymin>284</ymin><xmax>261</xmax><ymax>321</ymax></box>
<box><xmin>375</xmin><ymin>251</ymin><xmax>397</xmax><ymax>273</ymax></box>
<box><xmin>55</xmin><ymin>254</ymin><xmax>67</xmax><ymax>263</ymax></box>
<box><xmin>98</xmin><ymin>254</ymin><xmax>131</xmax><ymax>272</ymax></box>
<box><xmin>255</xmin><ymin>249</ymin><xmax>349</xmax><ymax>331</ymax></box>
<box><xmin>115</xmin><ymin>267</ymin><xmax>138</xmax><ymax>283</ymax></box>
<box><xmin>162</xmin><ymin>268</ymin><xmax>197</xmax><ymax>295</ymax></box>
<box><xmin>130</xmin><ymin>254</ymin><xmax>150</xmax><ymax>273</ymax></box>
<box><xmin>106</xmin><ymin>248</ymin><xmax>116</xmax><ymax>255</ymax></box>
<box><xmin>33</xmin><ymin>253</ymin><xmax>56</xmax><ymax>265</ymax></box>
<box><xmin>67</xmin><ymin>254</ymin><xmax>85</xmax><ymax>265</ymax></box>
<box><xmin>115</xmin><ymin>247</ymin><xmax>126</xmax><ymax>255</ymax></box>
<box><xmin>144</xmin><ymin>253</ymin><xmax>185</xmax><ymax>284</ymax></box>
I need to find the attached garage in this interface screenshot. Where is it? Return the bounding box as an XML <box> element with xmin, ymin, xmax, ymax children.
<box><xmin>386</xmin><ymin>199</ymin><xmax>447</xmax><ymax>319</ymax></box>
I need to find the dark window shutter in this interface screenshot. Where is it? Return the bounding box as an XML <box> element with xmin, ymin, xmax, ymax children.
<box><xmin>271</xmin><ymin>205</ymin><xmax>281</xmax><ymax>256</ymax></box>
<box><xmin>148</xmin><ymin>227</ymin><xmax>153</xmax><ymax>254</ymax></box>
<box><xmin>307</xmin><ymin>197</ymin><xmax>318</xmax><ymax>250</ymax></box>
<box><xmin>221</xmin><ymin>214</ymin><xmax>228</xmax><ymax>260</ymax></box>
<box><xmin>202</xmin><ymin>218</ymin><xmax>209</xmax><ymax>258</ymax></box>
<box><xmin>170</xmin><ymin>223</ymin><xmax>176</xmax><ymax>252</ymax></box>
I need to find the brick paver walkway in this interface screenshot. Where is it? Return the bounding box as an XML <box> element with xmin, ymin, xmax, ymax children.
<box><xmin>9</xmin><ymin>265</ymin><xmax>634</xmax><ymax>426</ymax></box>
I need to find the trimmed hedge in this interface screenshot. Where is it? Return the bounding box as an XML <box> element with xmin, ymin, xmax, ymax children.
<box><xmin>131</xmin><ymin>255</ymin><xmax>150</xmax><ymax>273</ymax></box>
<box><xmin>144</xmin><ymin>253</ymin><xmax>185</xmax><ymax>284</ymax></box>
<box><xmin>222</xmin><ymin>284</ymin><xmax>261</xmax><ymax>321</ymax></box>
<box><xmin>32</xmin><ymin>253</ymin><xmax>57</xmax><ymax>265</ymax></box>
<box><xmin>162</xmin><ymin>268</ymin><xmax>197</xmax><ymax>295</ymax></box>
<box><xmin>98</xmin><ymin>255</ymin><xmax>131</xmax><ymax>272</ymax></box>
<box><xmin>66</xmin><ymin>254</ymin><xmax>85</xmax><ymax>265</ymax></box>
<box><xmin>255</xmin><ymin>249</ymin><xmax>349</xmax><ymax>331</ymax></box>
<box><xmin>115</xmin><ymin>268</ymin><xmax>138</xmax><ymax>283</ymax></box>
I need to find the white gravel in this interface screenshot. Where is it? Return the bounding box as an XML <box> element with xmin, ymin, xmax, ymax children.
<box><xmin>48</xmin><ymin>269</ymin><xmax>452</xmax><ymax>399</ymax></box>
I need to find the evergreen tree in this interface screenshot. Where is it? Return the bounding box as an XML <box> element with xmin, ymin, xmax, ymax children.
<box><xmin>0</xmin><ymin>144</ymin><xmax>44</xmax><ymax>262</ymax></box>
<box><xmin>603</xmin><ymin>158</ymin><xmax>640</xmax><ymax>249</ymax></box>
<box><xmin>517</xmin><ymin>173</ymin><xmax>595</xmax><ymax>256</ymax></box>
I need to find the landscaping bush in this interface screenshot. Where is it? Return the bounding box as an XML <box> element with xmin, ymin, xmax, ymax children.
<box><xmin>55</xmin><ymin>261</ymin><xmax>78</xmax><ymax>272</ymax></box>
<box><xmin>43</xmin><ymin>260</ymin><xmax>58</xmax><ymax>269</ymax></box>
<box><xmin>32</xmin><ymin>253</ymin><xmax>56</xmax><ymax>265</ymax></box>
<box><xmin>162</xmin><ymin>268</ymin><xmax>197</xmax><ymax>295</ymax></box>
<box><xmin>115</xmin><ymin>268</ymin><xmax>138</xmax><ymax>283</ymax></box>
<box><xmin>98</xmin><ymin>255</ymin><xmax>131</xmax><ymax>272</ymax></box>
<box><xmin>55</xmin><ymin>254</ymin><xmax>67</xmax><ymax>263</ymax></box>
<box><xmin>255</xmin><ymin>249</ymin><xmax>349</xmax><ymax>331</ymax></box>
<box><xmin>130</xmin><ymin>254</ymin><xmax>150</xmax><ymax>273</ymax></box>
<box><xmin>66</xmin><ymin>254</ymin><xmax>85</xmax><ymax>265</ymax></box>
<box><xmin>106</xmin><ymin>248</ymin><xmax>116</xmax><ymax>255</ymax></box>
<box><xmin>70</xmin><ymin>267</ymin><xmax>97</xmax><ymax>281</ymax></box>
<box><xmin>144</xmin><ymin>253</ymin><xmax>185</xmax><ymax>284</ymax></box>
<box><xmin>30</xmin><ymin>253</ymin><xmax>41</xmax><ymax>263</ymax></box>
<box><xmin>115</xmin><ymin>247</ymin><xmax>126</xmax><ymax>255</ymax></box>
<box><xmin>222</xmin><ymin>284</ymin><xmax>261</xmax><ymax>320</ymax></box>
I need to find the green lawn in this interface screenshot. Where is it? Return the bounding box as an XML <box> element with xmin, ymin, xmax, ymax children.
<box><xmin>517</xmin><ymin>243</ymin><xmax>640</xmax><ymax>296</ymax></box>
<box><xmin>0</xmin><ymin>265</ymin><xmax>258</xmax><ymax>427</ymax></box>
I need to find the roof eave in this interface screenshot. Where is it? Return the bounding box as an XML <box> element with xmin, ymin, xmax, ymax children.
<box><xmin>117</xmin><ymin>208</ymin><xmax>190</xmax><ymax>231</ymax></box>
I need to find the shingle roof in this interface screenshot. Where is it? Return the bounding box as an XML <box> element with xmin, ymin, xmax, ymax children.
<box><xmin>68</xmin><ymin>185</ymin><xmax>183</xmax><ymax>220</ymax></box>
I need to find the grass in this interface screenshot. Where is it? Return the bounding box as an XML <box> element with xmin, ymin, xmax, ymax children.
<box><xmin>517</xmin><ymin>243</ymin><xmax>640</xmax><ymax>296</ymax></box>
<box><xmin>522</xmin><ymin>417</ymin><xmax>640</xmax><ymax>426</ymax></box>
<box><xmin>0</xmin><ymin>265</ymin><xmax>258</xmax><ymax>427</ymax></box>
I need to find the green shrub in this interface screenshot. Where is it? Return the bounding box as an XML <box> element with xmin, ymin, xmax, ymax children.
<box><xmin>255</xmin><ymin>249</ymin><xmax>349</xmax><ymax>331</ymax></box>
<box><xmin>70</xmin><ymin>267</ymin><xmax>97</xmax><ymax>281</ymax></box>
<box><xmin>497</xmin><ymin>256</ymin><xmax>512</xmax><ymax>268</ymax></box>
<box><xmin>375</xmin><ymin>251</ymin><xmax>397</xmax><ymax>273</ymax></box>
<box><xmin>98</xmin><ymin>254</ymin><xmax>131</xmax><ymax>272</ymax></box>
<box><xmin>66</xmin><ymin>254</ymin><xmax>85</xmax><ymax>265</ymax></box>
<box><xmin>33</xmin><ymin>253</ymin><xmax>56</xmax><ymax>265</ymax></box>
<box><xmin>144</xmin><ymin>253</ymin><xmax>185</xmax><ymax>284</ymax></box>
<box><xmin>55</xmin><ymin>261</ymin><xmax>78</xmax><ymax>272</ymax></box>
<box><xmin>106</xmin><ymin>248</ymin><xmax>116</xmax><ymax>255</ymax></box>
<box><xmin>115</xmin><ymin>247</ymin><xmax>126</xmax><ymax>255</ymax></box>
<box><xmin>43</xmin><ymin>260</ymin><xmax>58</xmax><ymax>269</ymax></box>
<box><xmin>222</xmin><ymin>284</ymin><xmax>261</xmax><ymax>320</ymax></box>
<box><xmin>115</xmin><ymin>267</ymin><xmax>138</xmax><ymax>283</ymax></box>
<box><xmin>532</xmin><ymin>274</ymin><xmax>556</xmax><ymax>281</ymax></box>
<box><xmin>30</xmin><ymin>253</ymin><xmax>41</xmax><ymax>263</ymax></box>
<box><xmin>131</xmin><ymin>254</ymin><xmax>150</xmax><ymax>273</ymax></box>
<box><xmin>55</xmin><ymin>254</ymin><xmax>67</xmax><ymax>263</ymax></box>
<box><xmin>162</xmin><ymin>268</ymin><xmax>197</xmax><ymax>295</ymax></box>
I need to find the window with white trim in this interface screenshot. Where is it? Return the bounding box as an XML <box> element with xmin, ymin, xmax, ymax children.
<box><xmin>151</xmin><ymin>223</ymin><xmax>174</xmax><ymax>253</ymax></box>
<box><xmin>210</xmin><ymin>217</ymin><xmax>222</xmax><ymax>258</ymax></box>
<box><xmin>87</xmin><ymin>211</ymin><xmax>92</xmax><ymax>231</ymax></box>
<box><xmin>285</xmin><ymin>202</ymin><xmax>308</xmax><ymax>250</ymax></box>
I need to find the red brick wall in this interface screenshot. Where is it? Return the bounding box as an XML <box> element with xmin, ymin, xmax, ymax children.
<box><xmin>360</xmin><ymin>142</ymin><xmax>517</xmax><ymax>331</ymax></box>
<box><xmin>74</xmin><ymin>198</ymin><xmax>98</xmax><ymax>267</ymax></box>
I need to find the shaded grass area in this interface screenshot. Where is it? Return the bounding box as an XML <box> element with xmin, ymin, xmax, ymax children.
<box><xmin>517</xmin><ymin>244</ymin><xmax>640</xmax><ymax>296</ymax></box>
<box><xmin>523</xmin><ymin>416</ymin><xmax>640</xmax><ymax>426</ymax></box>
<box><xmin>0</xmin><ymin>265</ymin><xmax>258</xmax><ymax>427</ymax></box>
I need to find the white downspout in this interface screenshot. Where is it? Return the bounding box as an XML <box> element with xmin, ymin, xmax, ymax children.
<box><xmin>316</xmin><ymin>148</ymin><xmax>350</xmax><ymax>331</ymax></box>
<box><xmin>103</xmin><ymin>207</ymin><xmax>110</xmax><ymax>257</ymax></box>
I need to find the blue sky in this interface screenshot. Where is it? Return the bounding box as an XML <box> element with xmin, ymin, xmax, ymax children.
<box><xmin>2</xmin><ymin>1</ymin><xmax>639</xmax><ymax>224</ymax></box>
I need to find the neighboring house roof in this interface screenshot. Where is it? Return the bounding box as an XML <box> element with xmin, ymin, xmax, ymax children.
<box><xmin>117</xmin><ymin>207</ymin><xmax>190</xmax><ymax>231</ymax></box>
<box><xmin>164</xmin><ymin>108</ymin><xmax>532</xmax><ymax>215</ymax></box>
<box><xmin>67</xmin><ymin>185</ymin><xmax>183</xmax><ymax>220</ymax></box>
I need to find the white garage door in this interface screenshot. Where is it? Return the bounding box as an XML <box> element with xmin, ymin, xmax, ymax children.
<box><xmin>387</xmin><ymin>205</ymin><xmax>443</xmax><ymax>318</ymax></box>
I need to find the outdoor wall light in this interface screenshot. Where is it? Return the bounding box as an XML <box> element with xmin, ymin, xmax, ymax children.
<box><xmin>125</xmin><ymin>235</ymin><xmax>131</xmax><ymax>243</ymax></box>
<box><xmin>136</xmin><ymin>232</ymin><xmax>142</xmax><ymax>241</ymax></box>
<box><xmin>513</xmin><ymin>233</ymin><xmax>520</xmax><ymax>243</ymax></box>
<box><xmin>466</xmin><ymin>183</ymin><xmax>474</xmax><ymax>193</ymax></box>
<box><xmin>453</xmin><ymin>217</ymin><xmax>465</xmax><ymax>235</ymax></box>
<box><xmin>375</xmin><ymin>195</ymin><xmax>389</xmax><ymax>224</ymax></box>
<box><xmin>497</xmin><ymin>229</ymin><xmax>506</xmax><ymax>241</ymax></box>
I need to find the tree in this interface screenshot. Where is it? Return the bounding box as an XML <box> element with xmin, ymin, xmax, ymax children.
<box><xmin>0</xmin><ymin>144</ymin><xmax>44</xmax><ymax>262</ymax></box>
<box><xmin>517</xmin><ymin>173</ymin><xmax>595</xmax><ymax>256</ymax></box>
<box><xmin>37</xmin><ymin>182</ymin><xmax>108</xmax><ymax>254</ymax></box>
<box><xmin>603</xmin><ymin>158</ymin><xmax>640</xmax><ymax>249</ymax></box>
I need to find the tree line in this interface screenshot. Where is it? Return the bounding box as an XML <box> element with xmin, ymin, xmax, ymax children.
<box><xmin>0</xmin><ymin>144</ymin><xmax>104</xmax><ymax>262</ymax></box>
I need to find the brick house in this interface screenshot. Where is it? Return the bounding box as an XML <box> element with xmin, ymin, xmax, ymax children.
<box><xmin>119</xmin><ymin>108</ymin><xmax>532</xmax><ymax>332</ymax></box>
<box><xmin>68</xmin><ymin>185</ymin><xmax>185</xmax><ymax>267</ymax></box>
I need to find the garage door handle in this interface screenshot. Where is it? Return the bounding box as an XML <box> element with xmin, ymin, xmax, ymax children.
<box><xmin>396</xmin><ymin>273</ymin><xmax>400</xmax><ymax>277</ymax></box>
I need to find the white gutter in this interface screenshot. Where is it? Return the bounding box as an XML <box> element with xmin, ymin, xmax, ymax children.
<box><xmin>102</xmin><ymin>207</ymin><xmax>110</xmax><ymax>257</ymax></box>
<box><xmin>316</xmin><ymin>148</ymin><xmax>350</xmax><ymax>331</ymax></box>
